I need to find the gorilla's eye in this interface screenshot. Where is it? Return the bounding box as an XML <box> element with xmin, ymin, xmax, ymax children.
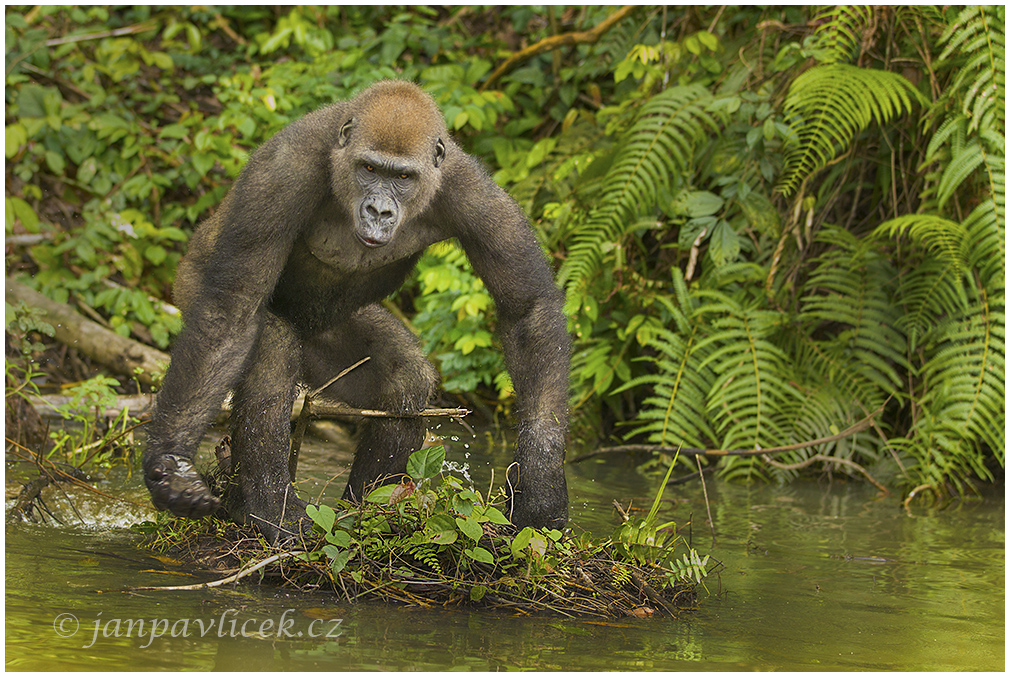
<box><xmin>364</xmin><ymin>165</ymin><xmax>375</xmax><ymax>173</ymax></box>
<box><xmin>399</xmin><ymin>173</ymin><xmax>410</xmax><ymax>180</ymax></box>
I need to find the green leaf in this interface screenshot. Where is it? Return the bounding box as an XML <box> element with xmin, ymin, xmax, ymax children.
<box><xmin>45</xmin><ymin>150</ymin><xmax>65</xmax><ymax>175</ymax></box>
<box><xmin>329</xmin><ymin>548</ymin><xmax>351</xmax><ymax>575</ymax></box>
<box><xmin>144</xmin><ymin>245</ymin><xmax>167</xmax><ymax>265</ymax></box>
<box><xmin>708</xmin><ymin>220</ymin><xmax>739</xmax><ymax>267</ymax></box>
<box><xmin>455</xmin><ymin>515</ymin><xmax>483</xmax><ymax>541</ymax></box>
<box><xmin>510</xmin><ymin>526</ymin><xmax>533</xmax><ymax>559</ymax></box>
<box><xmin>6</xmin><ymin>197</ymin><xmax>39</xmax><ymax>233</ymax></box>
<box><xmin>480</xmin><ymin>506</ymin><xmax>510</xmax><ymax>525</ymax></box>
<box><xmin>364</xmin><ymin>484</ymin><xmax>396</xmax><ymax>503</ymax></box>
<box><xmin>306</xmin><ymin>503</ymin><xmax>335</xmax><ymax>533</ymax></box>
<box><xmin>425</xmin><ymin>513</ymin><xmax>458</xmax><ymax>545</ymax></box>
<box><xmin>406</xmin><ymin>445</ymin><xmax>445</xmax><ymax>481</ymax></box>
<box><xmin>470</xmin><ymin>584</ymin><xmax>487</xmax><ymax>601</ymax></box>
<box><xmin>464</xmin><ymin>546</ymin><xmax>494</xmax><ymax>564</ymax></box>
<box><xmin>5</xmin><ymin>124</ymin><xmax>27</xmax><ymax>158</ymax></box>
<box><xmin>683</xmin><ymin>190</ymin><xmax>724</xmax><ymax>217</ymax></box>
<box><xmin>325</xmin><ymin>529</ymin><xmax>351</xmax><ymax>548</ymax></box>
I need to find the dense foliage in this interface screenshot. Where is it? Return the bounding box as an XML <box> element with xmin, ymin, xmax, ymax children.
<box><xmin>6</xmin><ymin>6</ymin><xmax>1004</xmax><ymax>499</ymax></box>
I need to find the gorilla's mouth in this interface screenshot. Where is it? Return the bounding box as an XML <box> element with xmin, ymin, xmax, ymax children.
<box><xmin>356</xmin><ymin>232</ymin><xmax>389</xmax><ymax>248</ymax></box>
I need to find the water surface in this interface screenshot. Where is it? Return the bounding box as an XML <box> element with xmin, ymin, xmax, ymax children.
<box><xmin>5</xmin><ymin>424</ymin><xmax>1004</xmax><ymax>670</ymax></box>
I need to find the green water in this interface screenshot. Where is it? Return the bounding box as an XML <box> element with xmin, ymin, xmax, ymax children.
<box><xmin>5</xmin><ymin>426</ymin><xmax>1005</xmax><ymax>670</ymax></box>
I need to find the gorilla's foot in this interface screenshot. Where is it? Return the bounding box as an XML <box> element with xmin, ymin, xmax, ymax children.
<box><xmin>144</xmin><ymin>453</ymin><xmax>220</xmax><ymax>518</ymax></box>
<box><xmin>225</xmin><ymin>487</ymin><xmax>312</xmax><ymax>545</ymax></box>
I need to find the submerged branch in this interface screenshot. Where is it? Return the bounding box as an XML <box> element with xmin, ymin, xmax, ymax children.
<box><xmin>569</xmin><ymin>405</ymin><xmax>884</xmax><ymax>463</ymax></box>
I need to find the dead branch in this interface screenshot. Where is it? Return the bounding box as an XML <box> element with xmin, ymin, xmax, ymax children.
<box><xmin>480</xmin><ymin>5</ymin><xmax>638</xmax><ymax>91</ymax></box>
<box><xmin>308</xmin><ymin>402</ymin><xmax>470</xmax><ymax>419</ymax></box>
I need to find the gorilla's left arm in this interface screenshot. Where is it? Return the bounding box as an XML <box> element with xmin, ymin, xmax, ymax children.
<box><xmin>439</xmin><ymin>153</ymin><xmax>571</xmax><ymax>529</ymax></box>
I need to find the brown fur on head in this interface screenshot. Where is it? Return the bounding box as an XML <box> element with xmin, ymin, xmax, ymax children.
<box><xmin>346</xmin><ymin>81</ymin><xmax>447</xmax><ymax>160</ymax></box>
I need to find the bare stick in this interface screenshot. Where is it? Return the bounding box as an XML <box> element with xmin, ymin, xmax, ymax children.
<box><xmin>695</xmin><ymin>456</ymin><xmax>716</xmax><ymax>545</ymax></box>
<box><xmin>45</xmin><ymin>20</ymin><xmax>158</xmax><ymax>46</ymax></box>
<box><xmin>309</xmin><ymin>357</ymin><xmax>371</xmax><ymax>398</ymax></box>
<box><xmin>124</xmin><ymin>551</ymin><xmax>307</xmax><ymax>592</ymax></box>
<box><xmin>310</xmin><ymin>402</ymin><xmax>470</xmax><ymax>419</ymax></box>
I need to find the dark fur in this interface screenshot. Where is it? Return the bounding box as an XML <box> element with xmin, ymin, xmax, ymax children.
<box><xmin>143</xmin><ymin>81</ymin><xmax>571</xmax><ymax>542</ymax></box>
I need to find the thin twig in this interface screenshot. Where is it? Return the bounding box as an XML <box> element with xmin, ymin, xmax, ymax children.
<box><xmin>45</xmin><ymin>20</ymin><xmax>158</xmax><ymax>46</ymax></box>
<box><xmin>290</xmin><ymin>357</ymin><xmax>371</xmax><ymax>479</ymax></box>
<box><xmin>695</xmin><ymin>456</ymin><xmax>716</xmax><ymax>545</ymax></box>
<box><xmin>310</xmin><ymin>402</ymin><xmax>470</xmax><ymax>419</ymax></box>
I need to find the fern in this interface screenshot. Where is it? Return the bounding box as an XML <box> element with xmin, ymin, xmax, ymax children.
<box><xmin>800</xmin><ymin>227</ymin><xmax>907</xmax><ymax>396</ymax></box>
<box><xmin>936</xmin><ymin>5</ymin><xmax>1005</xmax><ymax>134</ymax></box>
<box><xmin>808</xmin><ymin>5</ymin><xmax>873</xmax><ymax>63</ymax></box>
<box><xmin>670</xmin><ymin>549</ymin><xmax>710</xmax><ymax>585</ymax></box>
<box><xmin>616</xmin><ymin>271</ymin><xmax>717</xmax><ymax>449</ymax></box>
<box><xmin>919</xmin><ymin>299</ymin><xmax>1006</xmax><ymax>462</ymax></box>
<box><xmin>694</xmin><ymin>292</ymin><xmax>804</xmax><ymax>461</ymax></box>
<box><xmin>777</xmin><ymin>63</ymin><xmax>924</xmax><ymax>195</ymax></box>
<box><xmin>558</xmin><ymin>84</ymin><xmax>722</xmax><ymax>301</ymax></box>
<box><xmin>406</xmin><ymin>543</ymin><xmax>443</xmax><ymax>576</ymax></box>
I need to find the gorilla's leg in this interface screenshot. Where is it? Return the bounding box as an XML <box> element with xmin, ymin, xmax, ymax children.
<box><xmin>303</xmin><ymin>304</ymin><xmax>439</xmax><ymax>501</ymax></box>
<box><xmin>224</xmin><ymin>312</ymin><xmax>306</xmax><ymax>543</ymax></box>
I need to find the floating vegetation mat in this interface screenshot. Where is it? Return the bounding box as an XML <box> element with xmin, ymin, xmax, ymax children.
<box><xmin>134</xmin><ymin>447</ymin><xmax>715</xmax><ymax>619</ymax></box>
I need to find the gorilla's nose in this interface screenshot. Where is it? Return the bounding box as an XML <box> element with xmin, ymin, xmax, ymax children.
<box><xmin>366</xmin><ymin>204</ymin><xmax>394</xmax><ymax>221</ymax></box>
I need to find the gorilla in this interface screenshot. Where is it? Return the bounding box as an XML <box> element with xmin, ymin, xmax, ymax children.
<box><xmin>142</xmin><ymin>80</ymin><xmax>571</xmax><ymax>542</ymax></box>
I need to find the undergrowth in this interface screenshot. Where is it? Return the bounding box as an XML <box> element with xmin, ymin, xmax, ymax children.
<box><xmin>136</xmin><ymin>446</ymin><xmax>714</xmax><ymax>619</ymax></box>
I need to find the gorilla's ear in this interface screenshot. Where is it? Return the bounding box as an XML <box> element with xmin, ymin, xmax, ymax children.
<box><xmin>434</xmin><ymin>138</ymin><xmax>445</xmax><ymax>168</ymax></box>
<box><xmin>338</xmin><ymin>119</ymin><xmax>354</xmax><ymax>148</ymax></box>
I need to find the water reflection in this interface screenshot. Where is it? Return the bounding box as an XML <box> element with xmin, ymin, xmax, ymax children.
<box><xmin>5</xmin><ymin>423</ymin><xmax>1004</xmax><ymax>670</ymax></box>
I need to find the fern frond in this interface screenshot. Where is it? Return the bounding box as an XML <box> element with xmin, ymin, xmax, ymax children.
<box><xmin>771</xmin><ymin>384</ymin><xmax>884</xmax><ymax>482</ymax></box>
<box><xmin>921</xmin><ymin>299</ymin><xmax>1006</xmax><ymax>457</ymax></box>
<box><xmin>559</xmin><ymin>85</ymin><xmax>722</xmax><ymax>300</ymax></box>
<box><xmin>800</xmin><ymin>227</ymin><xmax>907</xmax><ymax>394</ymax></box>
<box><xmin>875</xmin><ymin>214</ymin><xmax>970</xmax><ymax>269</ymax></box>
<box><xmin>936</xmin><ymin>5</ymin><xmax>1005</xmax><ymax>133</ymax></box>
<box><xmin>693</xmin><ymin>294</ymin><xmax>804</xmax><ymax>455</ymax></box>
<box><xmin>618</xmin><ymin>271</ymin><xmax>717</xmax><ymax>448</ymax></box>
<box><xmin>777</xmin><ymin>64</ymin><xmax>924</xmax><ymax>195</ymax></box>
<box><xmin>810</xmin><ymin>5</ymin><xmax>873</xmax><ymax>63</ymax></box>
<box><xmin>964</xmin><ymin>197</ymin><xmax>1005</xmax><ymax>291</ymax></box>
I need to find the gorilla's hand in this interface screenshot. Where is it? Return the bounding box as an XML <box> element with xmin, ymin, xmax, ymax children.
<box><xmin>144</xmin><ymin>453</ymin><xmax>220</xmax><ymax>518</ymax></box>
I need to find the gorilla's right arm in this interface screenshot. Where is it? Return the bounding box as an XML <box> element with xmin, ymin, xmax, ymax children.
<box><xmin>142</xmin><ymin>113</ymin><xmax>337</xmax><ymax>517</ymax></box>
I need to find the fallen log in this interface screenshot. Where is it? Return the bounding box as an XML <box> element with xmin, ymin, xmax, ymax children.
<box><xmin>6</xmin><ymin>277</ymin><xmax>169</xmax><ymax>385</ymax></box>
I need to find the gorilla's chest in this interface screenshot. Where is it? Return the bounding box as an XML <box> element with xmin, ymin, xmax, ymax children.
<box><xmin>270</xmin><ymin>221</ymin><xmax>434</xmax><ymax>334</ymax></box>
